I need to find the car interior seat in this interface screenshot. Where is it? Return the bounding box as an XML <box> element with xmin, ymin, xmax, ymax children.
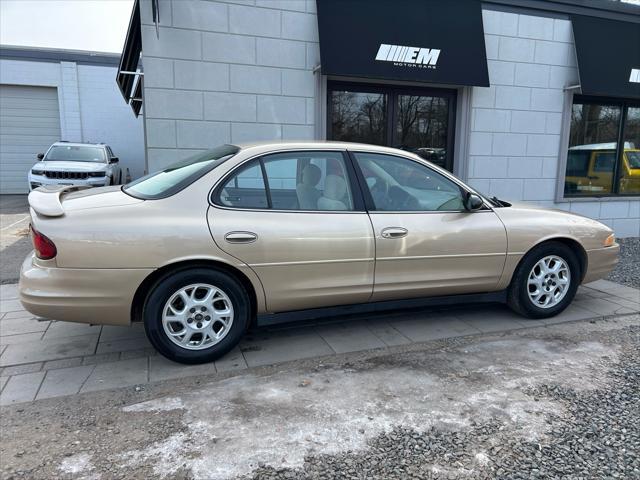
<box><xmin>296</xmin><ymin>164</ymin><xmax>322</xmax><ymax>209</ymax></box>
<box><xmin>317</xmin><ymin>174</ymin><xmax>348</xmax><ymax>210</ymax></box>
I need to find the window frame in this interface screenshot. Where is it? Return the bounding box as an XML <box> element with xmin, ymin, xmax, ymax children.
<box><xmin>348</xmin><ymin>150</ymin><xmax>487</xmax><ymax>214</ymax></box>
<box><xmin>211</xmin><ymin>149</ymin><xmax>366</xmax><ymax>213</ymax></box>
<box><xmin>561</xmin><ymin>94</ymin><xmax>640</xmax><ymax>199</ymax></box>
<box><xmin>326</xmin><ymin>81</ymin><xmax>458</xmax><ymax>173</ymax></box>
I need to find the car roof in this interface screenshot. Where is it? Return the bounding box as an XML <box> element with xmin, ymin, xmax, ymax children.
<box><xmin>51</xmin><ymin>142</ymin><xmax>108</xmax><ymax>148</ymax></box>
<box><xmin>232</xmin><ymin>140</ymin><xmax>418</xmax><ymax>156</ymax></box>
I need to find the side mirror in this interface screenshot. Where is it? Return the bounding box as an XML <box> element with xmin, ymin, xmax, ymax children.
<box><xmin>37</xmin><ymin>153</ymin><xmax>44</xmax><ymax>160</ymax></box>
<box><xmin>110</xmin><ymin>157</ymin><xmax>119</xmax><ymax>164</ymax></box>
<box><xmin>463</xmin><ymin>192</ymin><xmax>484</xmax><ymax>211</ymax></box>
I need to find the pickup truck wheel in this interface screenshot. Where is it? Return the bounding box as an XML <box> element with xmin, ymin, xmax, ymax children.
<box><xmin>143</xmin><ymin>268</ymin><xmax>250</xmax><ymax>364</ymax></box>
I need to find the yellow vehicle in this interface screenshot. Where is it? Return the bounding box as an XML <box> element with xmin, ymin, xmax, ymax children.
<box><xmin>565</xmin><ymin>142</ymin><xmax>640</xmax><ymax>195</ymax></box>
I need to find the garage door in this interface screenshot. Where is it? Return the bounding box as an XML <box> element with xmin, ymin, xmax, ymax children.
<box><xmin>0</xmin><ymin>85</ymin><xmax>61</xmax><ymax>194</ymax></box>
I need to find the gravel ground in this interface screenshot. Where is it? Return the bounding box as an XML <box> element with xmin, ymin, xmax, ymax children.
<box><xmin>244</xmin><ymin>325</ymin><xmax>640</xmax><ymax>480</ymax></box>
<box><xmin>2</xmin><ymin>315</ymin><xmax>638</xmax><ymax>480</ymax></box>
<box><xmin>607</xmin><ymin>237</ymin><xmax>640</xmax><ymax>289</ymax></box>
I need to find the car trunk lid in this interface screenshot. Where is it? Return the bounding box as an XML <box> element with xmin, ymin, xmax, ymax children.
<box><xmin>29</xmin><ymin>185</ymin><xmax>142</xmax><ymax>218</ymax></box>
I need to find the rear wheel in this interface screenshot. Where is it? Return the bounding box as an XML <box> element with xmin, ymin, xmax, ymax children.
<box><xmin>507</xmin><ymin>242</ymin><xmax>580</xmax><ymax>319</ymax></box>
<box><xmin>143</xmin><ymin>268</ymin><xmax>250</xmax><ymax>364</ymax></box>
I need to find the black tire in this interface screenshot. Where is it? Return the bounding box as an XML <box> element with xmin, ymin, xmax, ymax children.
<box><xmin>118</xmin><ymin>171</ymin><xmax>122</xmax><ymax>184</ymax></box>
<box><xmin>507</xmin><ymin>241</ymin><xmax>580</xmax><ymax>319</ymax></box>
<box><xmin>143</xmin><ymin>268</ymin><xmax>250</xmax><ymax>364</ymax></box>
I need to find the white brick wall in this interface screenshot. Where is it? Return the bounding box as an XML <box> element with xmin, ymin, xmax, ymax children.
<box><xmin>76</xmin><ymin>65</ymin><xmax>146</xmax><ymax>177</ymax></box>
<box><xmin>141</xmin><ymin>0</ymin><xmax>318</xmax><ymax>171</ymax></box>
<box><xmin>468</xmin><ymin>9</ymin><xmax>639</xmax><ymax>237</ymax></box>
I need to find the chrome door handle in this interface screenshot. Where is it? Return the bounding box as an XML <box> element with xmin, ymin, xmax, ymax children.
<box><xmin>224</xmin><ymin>231</ymin><xmax>258</xmax><ymax>244</ymax></box>
<box><xmin>381</xmin><ymin>227</ymin><xmax>408</xmax><ymax>239</ymax></box>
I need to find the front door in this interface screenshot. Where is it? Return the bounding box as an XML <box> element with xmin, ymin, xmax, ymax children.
<box><xmin>328</xmin><ymin>82</ymin><xmax>456</xmax><ymax>171</ymax></box>
<box><xmin>351</xmin><ymin>151</ymin><xmax>508</xmax><ymax>301</ymax></box>
<box><xmin>208</xmin><ymin>150</ymin><xmax>375</xmax><ymax>313</ymax></box>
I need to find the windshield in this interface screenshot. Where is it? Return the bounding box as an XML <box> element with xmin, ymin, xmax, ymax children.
<box><xmin>46</xmin><ymin>145</ymin><xmax>106</xmax><ymax>163</ymax></box>
<box><xmin>123</xmin><ymin>145</ymin><xmax>240</xmax><ymax>199</ymax></box>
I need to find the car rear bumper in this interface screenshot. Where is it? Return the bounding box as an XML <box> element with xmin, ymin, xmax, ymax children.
<box><xmin>19</xmin><ymin>253</ymin><xmax>153</xmax><ymax>326</ymax></box>
<box><xmin>583</xmin><ymin>244</ymin><xmax>620</xmax><ymax>284</ymax></box>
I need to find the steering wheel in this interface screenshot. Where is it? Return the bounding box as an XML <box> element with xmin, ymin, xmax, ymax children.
<box><xmin>388</xmin><ymin>186</ymin><xmax>420</xmax><ymax>210</ymax></box>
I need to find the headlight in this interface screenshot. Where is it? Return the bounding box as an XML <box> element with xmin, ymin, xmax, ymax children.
<box><xmin>88</xmin><ymin>172</ymin><xmax>106</xmax><ymax>177</ymax></box>
<box><xmin>603</xmin><ymin>233</ymin><xmax>616</xmax><ymax>247</ymax></box>
<box><xmin>31</xmin><ymin>169</ymin><xmax>44</xmax><ymax>175</ymax></box>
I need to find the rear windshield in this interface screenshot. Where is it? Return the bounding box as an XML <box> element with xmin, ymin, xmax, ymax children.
<box><xmin>123</xmin><ymin>145</ymin><xmax>240</xmax><ymax>199</ymax></box>
<box><xmin>46</xmin><ymin>145</ymin><xmax>106</xmax><ymax>163</ymax></box>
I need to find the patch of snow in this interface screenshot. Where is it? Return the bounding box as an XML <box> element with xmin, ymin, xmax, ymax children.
<box><xmin>117</xmin><ymin>338</ymin><xmax>618</xmax><ymax>480</ymax></box>
<box><xmin>59</xmin><ymin>453</ymin><xmax>100</xmax><ymax>479</ymax></box>
<box><xmin>474</xmin><ymin>452</ymin><xmax>490</xmax><ymax>466</ymax></box>
<box><xmin>122</xmin><ymin>396</ymin><xmax>184</xmax><ymax>413</ymax></box>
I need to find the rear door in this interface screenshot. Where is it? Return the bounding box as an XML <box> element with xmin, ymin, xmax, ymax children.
<box><xmin>208</xmin><ymin>150</ymin><xmax>375</xmax><ymax>313</ymax></box>
<box><xmin>351</xmin><ymin>151</ymin><xmax>508</xmax><ymax>301</ymax></box>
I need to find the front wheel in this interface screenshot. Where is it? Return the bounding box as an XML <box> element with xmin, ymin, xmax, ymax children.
<box><xmin>507</xmin><ymin>242</ymin><xmax>580</xmax><ymax>319</ymax></box>
<box><xmin>143</xmin><ymin>268</ymin><xmax>250</xmax><ymax>364</ymax></box>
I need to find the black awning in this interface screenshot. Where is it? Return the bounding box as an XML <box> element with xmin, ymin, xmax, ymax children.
<box><xmin>316</xmin><ymin>0</ymin><xmax>489</xmax><ymax>87</ymax></box>
<box><xmin>117</xmin><ymin>0</ymin><xmax>142</xmax><ymax>108</ymax></box>
<box><xmin>572</xmin><ymin>15</ymin><xmax>640</xmax><ymax>100</ymax></box>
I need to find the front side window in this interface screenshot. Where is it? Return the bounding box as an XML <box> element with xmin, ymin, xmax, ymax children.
<box><xmin>46</xmin><ymin>145</ymin><xmax>107</xmax><ymax>163</ymax></box>
<box><xmin>354</xmin><ymin>152</ymin><xmax>464</xmax><ymax>211</ymax></box>
<box><xmin>564</xmin><ymin>97</ymin><xmax>640</xmax><ymax>196</ymax></box>
<box><xmin>216</xmin><ymin>151</ymin><xmax>355</xmax><ymax>211</ymax></box>
<box><xmin>124</xmin><ymin>144</ymin><xmax>239</xmax><ymax>199</ymax></box>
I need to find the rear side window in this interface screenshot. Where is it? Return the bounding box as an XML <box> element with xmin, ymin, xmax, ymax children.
<box><xmin>217</xmin><ymin>160</ymin><xmax>269</xmax><ymax>209</ymax></box>
<box><xmin>214</xmin><ymin>151</ymin><xmax>355</xmax><ymax>211</ymax></box>
<box><xmin>124</xmin><ymin>145</ymin><xmax>239</xmax><ymax>199</ymax></box>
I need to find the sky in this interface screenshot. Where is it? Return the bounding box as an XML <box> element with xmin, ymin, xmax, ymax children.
<box><xmin>0</xmin><ymin>0</ymin><xmax>135</xmax><ymax>54</ymax></box>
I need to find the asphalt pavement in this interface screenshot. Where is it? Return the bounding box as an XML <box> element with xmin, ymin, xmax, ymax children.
<box><xmin>0</xmin><ymin>195</ymin><xmax>31</xmax><ymax>284</ymax></box>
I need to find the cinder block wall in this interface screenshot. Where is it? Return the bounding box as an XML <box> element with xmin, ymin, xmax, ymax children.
<box><xmin>140</xmin><ymin>0</ymin><xmax>319</xmax><ymax>171</ymax></box>
<box><xmin>467</xmin><ymin>9</ymin><xmax>639</xmax><ymax>236</ymax></box>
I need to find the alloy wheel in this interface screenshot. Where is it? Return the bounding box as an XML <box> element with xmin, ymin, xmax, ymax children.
<box><xmin>161</xmin><ymin>283</ymin><xmax>234</xmax><ymax>350</ymax></box>
<box><xmin>527</xmin><ymin>255</ymin><xmax>571</xmax><ymax>309</ymax></box>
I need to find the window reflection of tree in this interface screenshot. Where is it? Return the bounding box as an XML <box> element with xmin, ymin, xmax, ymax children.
<box><xmin>331</xmin><ymin>91</ymin><xmax>386</xmax><ymax>145</ymax></box>
<box><xmin>397</xmin><ymin>96</ymin><xmax>448</xmax><ymax>165</ymax></box>
<box><xmin>569</xmin><ymin>104</ymin><xmax>620</xmax><ymax>147</ymax></box>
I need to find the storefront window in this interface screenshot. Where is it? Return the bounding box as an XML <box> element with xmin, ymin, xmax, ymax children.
<box><xmin>329</xmin><ymin>90</ymin><xmax>387</xmax><ymax>146</ymax></box>
<box><xmin>396</xmin><ymin>95</ymin><xmax>450</xmax><ymax>169</ymax></box>
<box><xmin>328</xmin><ymin>83</ymin><xmax>456</xmax><ymax>172</ymax></box>
<box><xmin>621</xmin><ymin>107</ymin><xmax>640</xmax><ymax>195</ymax></box>
<box><xmin>564</xmin><ymin>96</ymin><xmax>640</xmax><ymax>197</ymax></box>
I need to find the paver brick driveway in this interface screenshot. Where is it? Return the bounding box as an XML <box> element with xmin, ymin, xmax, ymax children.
<box><xmin>1</xmin><ymin>279</ymin><xmax>638</xmax><ymax>405</ymax></box>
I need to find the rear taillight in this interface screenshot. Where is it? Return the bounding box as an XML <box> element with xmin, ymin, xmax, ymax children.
<box><xmin>30</xmin><ymin>225</ymin><xmax>57</xmax><ymax>260</ymax></box>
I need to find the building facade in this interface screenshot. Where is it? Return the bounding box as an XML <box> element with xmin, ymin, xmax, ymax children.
<box><xmin>119</xmin><ymin>0</ymin><xmax>640</xmax><ymax>236</ymax></box>
<box><xmin>0</xmin><ymin>46</ymin><xmax>145</xmax><ymax>193</ymax></box>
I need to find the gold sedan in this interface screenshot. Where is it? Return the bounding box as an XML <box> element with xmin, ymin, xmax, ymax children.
<box><xmin>20</xmin><ymin>142</ymin><xmax>619</xmax><ymax>364</ymax></box>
